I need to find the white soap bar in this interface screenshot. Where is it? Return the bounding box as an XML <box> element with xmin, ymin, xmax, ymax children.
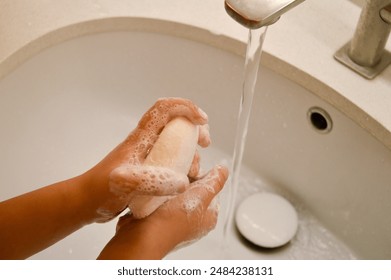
<box><xmin>143</xmin><ymin>117</ymin><xmax>199</xmax><ymax>173</ymax></box>
<box><xmin>130</xmin><ymin>117</ymin><xmax>199</xmax><ymax>218</ymax></box>
<box><xmin>235</xmin><ymin>192</ymin><xmax>298</xmax><ymax>248</ymax></box>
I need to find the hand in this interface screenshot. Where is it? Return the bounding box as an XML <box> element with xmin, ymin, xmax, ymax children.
<box><xmin>0</xmin><ymin>98</ymin><xmax>213</xmax><ymax>259</ymax></box>
<box><xmin>97</xmin><ymin>165</ymin><xmax>229</xmax><ymax>260</ymax></box>
<box><xmin>81</xmin><ymin>98</ymin><xmax>211</xmax><ymax>223</ymax></box>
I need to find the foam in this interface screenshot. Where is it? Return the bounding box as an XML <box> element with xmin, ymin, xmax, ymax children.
<box><xmin>95</xmin><ymin>164</ymin><xmax>190</xmax><ymax>221</ymax></box>
<box><xmin>109</xmin><ymin>165</ymin><xmax>189</xmax><ymax>197</ymax></box>
<box><xmin>182</xmin><ymin>195</ymin><xmax>202</xmax><ymax>214</ymax></box>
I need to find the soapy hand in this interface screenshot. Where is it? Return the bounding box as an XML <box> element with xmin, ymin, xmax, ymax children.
<box><xmin>98</xmin><ymin>165</ymin><xmax>228</xmax><ymax>259</ymax></box>
<box><xmin>0</xmin><ymin>97</ymin><xmax>222</xmax><ymax>260</ymax></box>
<box><xmin>82</xmin><ymin>98</ymin><xmax>211</xmax><ymax>223</ymax></box>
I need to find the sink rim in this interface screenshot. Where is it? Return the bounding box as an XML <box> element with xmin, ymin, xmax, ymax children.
<box><xmin>1</xmin><ymin>16</ymin><xmax>391</xmax><ymax>153</ymax></box>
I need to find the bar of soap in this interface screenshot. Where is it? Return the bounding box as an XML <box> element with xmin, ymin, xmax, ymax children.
<box><xmin>130</xmin><ymin>117</ymin><xmax>199</xmax><ymax>218</ymax></box>
<box><xmin>143</xmin><ymin>117</ymin><xmax>199</xmax><ymax>173</ymax></box>
<box><xmin>235</xmin><ymin>192</ymin><xmax>298</xmax><ymax>248</ymax></box>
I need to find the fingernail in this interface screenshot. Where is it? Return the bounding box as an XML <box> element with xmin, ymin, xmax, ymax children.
<box><xmin>216</xmin><ymin>165</ymin><xmax>229</xmax><ymax>178</ymax></box>
<box><xmin>198</xmin><ymin>107</ymin><xmax>208</xmax><ymax>120</ymax></box>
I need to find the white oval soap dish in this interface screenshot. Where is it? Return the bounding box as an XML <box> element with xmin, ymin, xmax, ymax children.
<box><xmin>235</xmin><ymin>192</ymin><xmax>298</xmax><ymax>248</ymax></box>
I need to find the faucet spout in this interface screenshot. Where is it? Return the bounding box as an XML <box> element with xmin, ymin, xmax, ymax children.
<box><xmin>225</xmin><ymin>0</ymin><xmax>306</xmax><ymax>29</ymax></box>
<box><xmin>334</xmin><ymin>0</ymin><xmax>391</xmax><ymax>79</ymax></box>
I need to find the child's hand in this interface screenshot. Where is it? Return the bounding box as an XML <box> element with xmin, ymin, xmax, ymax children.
<box><xmin>0</xmin><ymin>98</ymin><xmax>218</xmax><ymax>260</ymax></box>
<box><xmin>98</xmin><ymin>165</ymin><xmax>228</xmax><ymax>259</ymax></box>
<box><xmin>81</xmin><ymin>98</ymin><xmax>211</xmax><ymax>223</ymax></box>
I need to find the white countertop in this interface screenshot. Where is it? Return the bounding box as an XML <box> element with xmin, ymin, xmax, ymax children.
<box><xmin>1</xmin><ymin>0</ymin><xmax>390</xmax><ymax>147</ymax></box>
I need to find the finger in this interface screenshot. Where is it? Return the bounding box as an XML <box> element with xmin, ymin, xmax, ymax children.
<box><xmin>115</xmin><ymin>211</ymin><xmax>135</xmax><ymax>232</ymax></box>
<box><xmin>128</xmin><ymin>195</ymin><xmax>171</xmax><ymax>219</ymax></box>
<box><xmin>201</xmin><ymin>200</ymin><xmax>220</xmax><ymax>231</ymax></box>
<box><xmin>186</xmin><ymin>165</ymin><xmax>229</xmax><ymax>210</ymax></box>
<box><xmin>198</xmin><ymin>124</ymin><xmax>211</xmax><ymax>148</ymax></box>
<box><xmin>133</xmin><ymin>97</ymin><xmax>208</xmax><ymax>144</ymax></box>
<box><xmin>109</xmin><ymin>165</ymin><xmax>189</xmax><ymax>197</ymax></box>
<box><xmin>160</xmin><ymin>97</ymin><xmax>208</xmax><ymax>125</ymax></box>
<box><xmin>188</xmin><ymin>151</ymin><xmax>200</xmax><ymax>180</ymax></box>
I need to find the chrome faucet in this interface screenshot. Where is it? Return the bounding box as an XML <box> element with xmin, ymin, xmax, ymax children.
<box><xmin>335</xmin><ymin>0</ymin><xmax>391</xmax><ymax>79</ymax></box>
<box><xmin>225</xmin><ymin>0</ymin><xmax>306</xmax><ymax>29</ymax></box>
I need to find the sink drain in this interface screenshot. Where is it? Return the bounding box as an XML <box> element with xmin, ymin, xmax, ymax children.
<box><xmin>307</xmin><ymin>107</ymin><xmax>332</xmax><ymax>134</ymax></box>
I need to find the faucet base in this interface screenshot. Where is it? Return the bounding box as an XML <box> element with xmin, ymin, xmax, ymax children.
<box><xmin>334</xmin><ymin>42</ymin><xmax>391</xmax><ymax>79</ymax></box>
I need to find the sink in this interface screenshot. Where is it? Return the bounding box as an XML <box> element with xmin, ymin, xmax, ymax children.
<box><xmin>1</xmin><ymin>26</ymin><xmax>391</xmax><ymax>259</ymax></box>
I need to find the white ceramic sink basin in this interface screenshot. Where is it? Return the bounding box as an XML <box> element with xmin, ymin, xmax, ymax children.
<box><xmin>1</xmin><ymin>29</ymin><xmax>391</xmax><ymax>259</ymax></box>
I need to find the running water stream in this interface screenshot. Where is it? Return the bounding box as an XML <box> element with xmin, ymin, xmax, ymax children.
<box><xmin>222</xmin><ymin>27</ymin><xmax>268</xmax><ymax>253</ymax></box>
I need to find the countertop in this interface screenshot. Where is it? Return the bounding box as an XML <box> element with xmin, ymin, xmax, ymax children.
<box><xmin>1</xmin><ymin>0</ymin><xmax>390</xmax><ymax>147</ymax></box>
